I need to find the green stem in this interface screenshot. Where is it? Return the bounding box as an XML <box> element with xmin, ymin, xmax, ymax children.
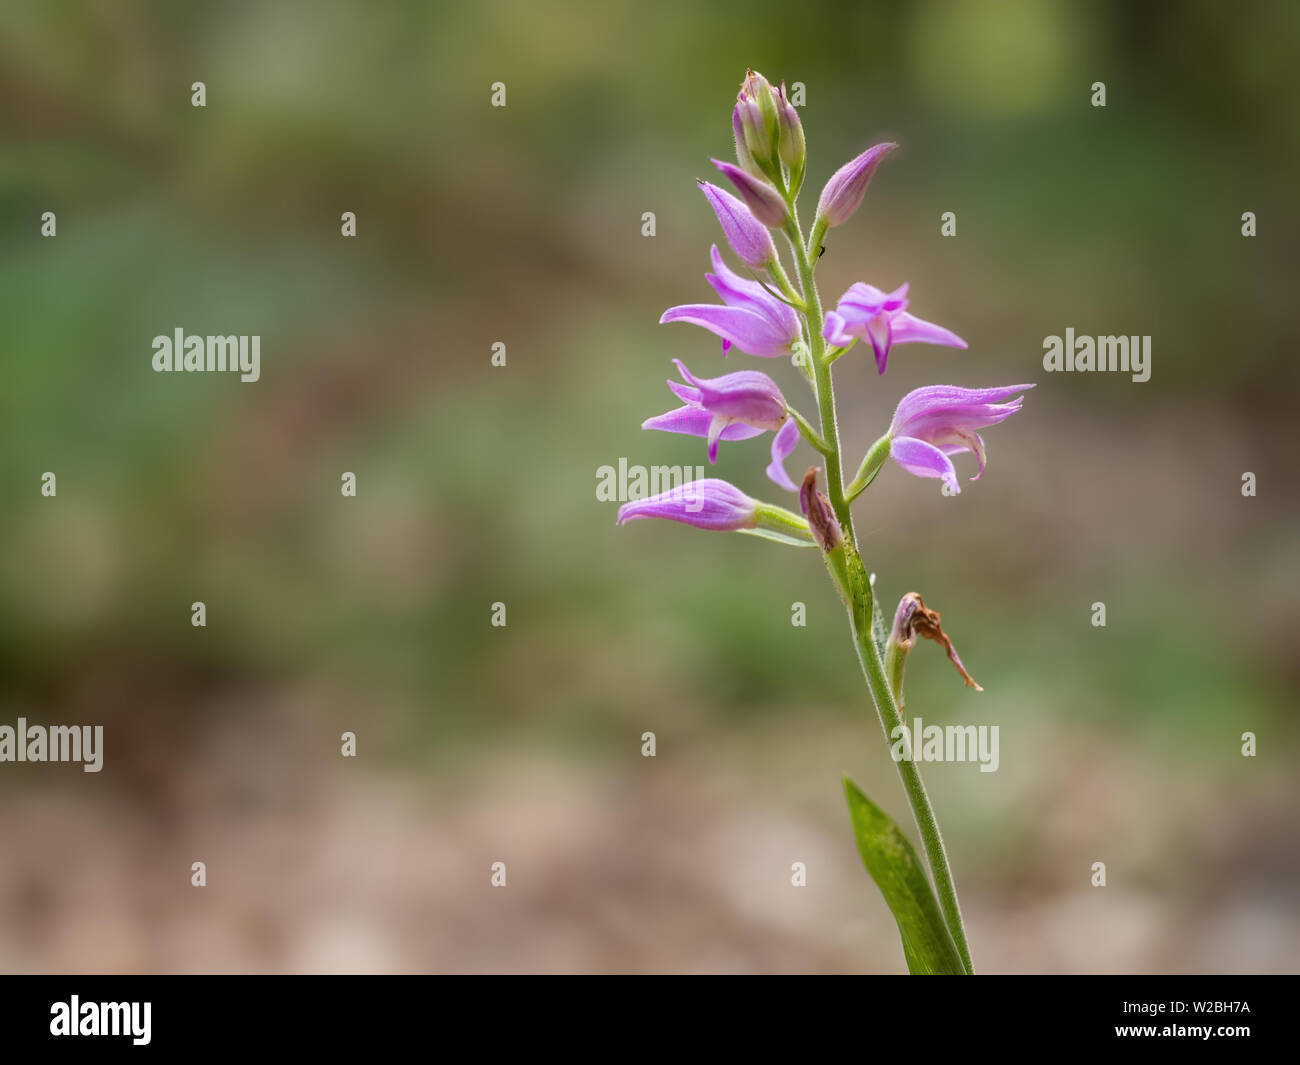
<box><xmin>788</xmin><ymin>205</ymin><xmax>974</xmax><ymax>975</ymax></box>
<box><xmin>850</xmin><ymin>603</ymin><xmax>975</xmax><ymax>974</ymax></box>
<box><xmin>807</xmin><ymin>216</ymin><xmax>828</xmax><ymax>264</ymax></box>
<box><xmin>788</xmin><ymin>207</ymin><xmax>854</xmax><ymax>544</ymax></box>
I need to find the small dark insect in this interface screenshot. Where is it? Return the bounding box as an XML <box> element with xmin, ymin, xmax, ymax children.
<box><xmin>818</xmin><ymin>244</ymin><xmax>826</xmax><ymax>258</ymax></box>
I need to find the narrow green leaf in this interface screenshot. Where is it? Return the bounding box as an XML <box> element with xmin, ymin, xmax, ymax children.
<box><xmin>843</xmin><ymin>777</ymin><xmax>966</xmax><ymax>975</ymax></box>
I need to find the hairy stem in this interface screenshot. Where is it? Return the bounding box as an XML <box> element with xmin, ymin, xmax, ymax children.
<box><xmin>789</xmin><ymin>205</ymin><xmax>973</xmax><ymax>975</ymax></box>
<box><xmin>789</xmin><ymin>208</ymin><xmax>855</xmax><ymax>544</ymax></box>
<box><xmin>849</xmin><ymin>596</ymin><xmax>975</xmax><ymax>974</ymax></box>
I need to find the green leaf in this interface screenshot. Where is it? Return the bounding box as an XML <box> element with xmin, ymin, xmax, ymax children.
<box><xmin>843</xmin><ymin>777</ymin><xmax>966</xmax><ymax>975</ymax></box>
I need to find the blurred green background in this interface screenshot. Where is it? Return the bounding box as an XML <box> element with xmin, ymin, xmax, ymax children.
<box><xmin>1</xmin><ymin>0</ymin><xmax>1297</xmax><ymax>973</ymax></box>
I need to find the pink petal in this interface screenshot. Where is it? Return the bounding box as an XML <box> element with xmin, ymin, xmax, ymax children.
<box><xmin>765</xmin><ymin>418</ymin><xmax>800</xmax><ymax>492</ymax></box>
<box><xmin>890</xmin><ymin>436</ymin><xmax>960</xmax><ymax>494</ymax></box>
<box><xmin>889</xmin><ymin>310</ymin><xmax>967</xmax><ymax>350</ymax></box>
<box><xmin>642</xmin><ymin>405</ymin><xmax>764</xmax><ymax>442</ymax></box>
<box><xmin>660</xmin><ymin>304</ymin><xmax>792</xmax><ymax>358</ymax></box>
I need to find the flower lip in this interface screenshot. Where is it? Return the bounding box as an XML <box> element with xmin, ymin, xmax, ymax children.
<box><xmin>766</xmin><ymin>418</ymin><xmax>800</xmax><ymax>492</ymax></box>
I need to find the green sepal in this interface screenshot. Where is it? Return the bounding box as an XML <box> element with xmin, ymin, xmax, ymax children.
<box><xmin>737</xmin><ymin>527</ymin><xmax>816</xmax><ymax>548</ymax></box>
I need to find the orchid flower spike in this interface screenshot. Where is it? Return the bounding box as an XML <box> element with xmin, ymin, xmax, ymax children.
<box><xmin>660</xmin><ymin>245</ymin><xmax>801</xmax><ymax>359</ymax></box>
<box><xmin>823</xmin><ymin>282</ymin><xmax>966</xmax><ymax>374</ymax></box>
<box><xmin>887</xmin><ymin>383</ymin><xmax>1035</xmax><ymax>494</ymax></box>
<box><xmin>815</xmin><ymin>142</ymin><xmax>896</xmax><ymax>228</ymax></box>
<box><xmin>697</xmin><ymin>180</ymin><xmax>776</xmax><ymax>270</ymax></box>
<box><xmin>642</xmin><ymin>360</ymin><xmax>801</xmax><ymax>491</ymax></box>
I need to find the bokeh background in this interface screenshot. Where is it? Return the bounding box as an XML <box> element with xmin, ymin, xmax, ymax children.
<box><xmin>1</xmin><ymin>0</ymin><xmax>1297</xmax><ymax>973</ymax></box>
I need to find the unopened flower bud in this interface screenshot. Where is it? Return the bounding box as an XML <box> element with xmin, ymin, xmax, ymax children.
<box><xmin>736</xmin><ymin>69</ymin><xmax>781</xmax><ymax>177</ymax></box>
<box><xmin>616</xmin><ymin>477</ymin><xmax>813</xmax><ymax>547</ymax></box>
<box><xmin>712</xmin><ymin>160</ymin><xmax>788</xmax><ymax>228</ymax></box>
<box><xmin>697</xmin><ymin>180</ymin><xmax>776</xmax><ymax>269</ymax></box>
<box><xmin>816</xmin><ymin>142</ymin><xmax>897</xmax><ymax>228</ymax></box>
<box><xmin>617</xmin><ymin>478</ymin><xmax>758</xmax><ymax>532</ymax></box>
<box><xmin>732</xmin><ymin>104</ymin><xmax>761</xmax><ymax>178</ymax></box>
<box><xmin>799</xmin><ymin>467</ymin><xmax>842</xmax><ymax>553</ymax></box>
<box><xmin>776</xmin><ymin>83</ymin><xmax>805</xmax><ymax>192</ymax></box>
